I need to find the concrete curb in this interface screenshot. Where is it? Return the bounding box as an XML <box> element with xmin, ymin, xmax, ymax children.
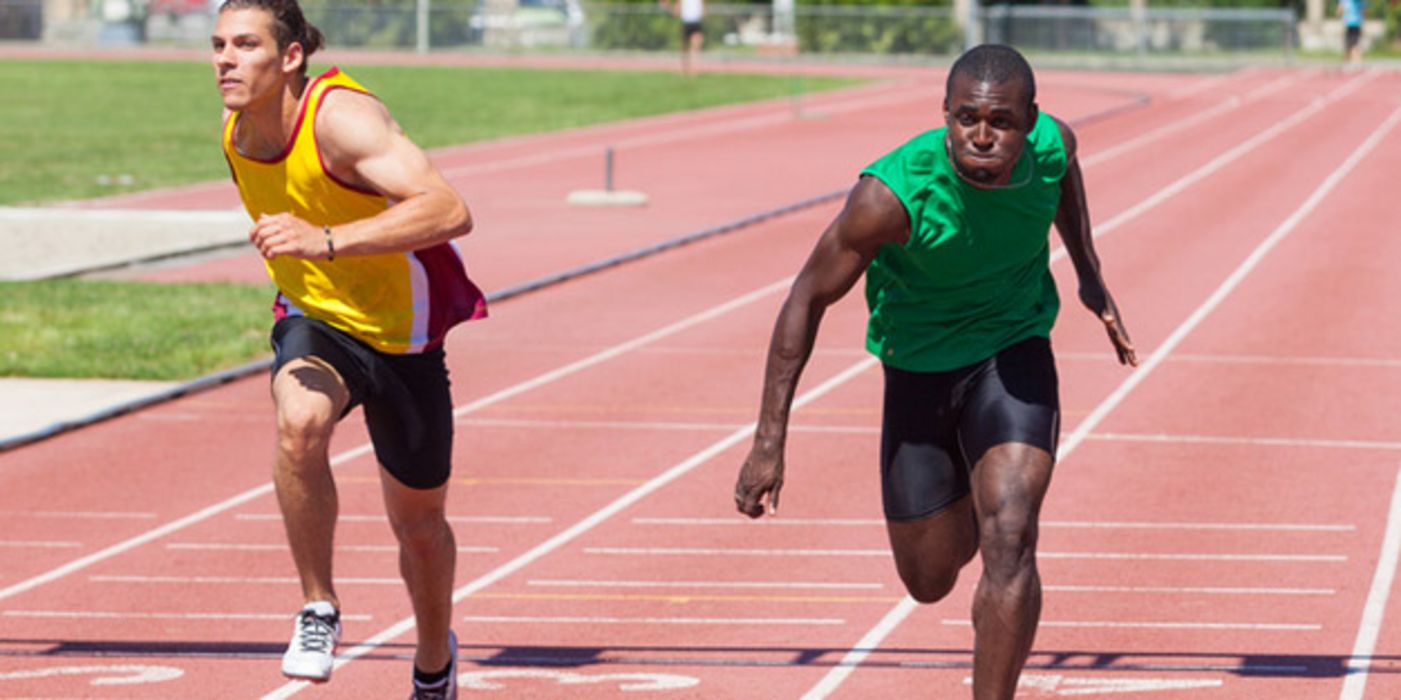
<box><xmin>0</xmin><ymin>207</ymin><xmax>249</xmax><ymax>281</ymax></box>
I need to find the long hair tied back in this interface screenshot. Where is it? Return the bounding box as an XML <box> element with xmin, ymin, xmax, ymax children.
<box><xmin>219</xmin><ymin>0</ymin><xmax>324</xmax><ymax>72</ymax></box>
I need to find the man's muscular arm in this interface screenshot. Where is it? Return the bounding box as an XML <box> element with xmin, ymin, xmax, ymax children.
<box><xmin>247</xmin><ymin>89</ymin><xmax>470</xmax><ymax>261</ymax></box>
<box><xmin>734</xmin><ymin>176</ymin><xmax>909</xmax><ymax>518</ymax></box>
<box><xmin>1052</xmin><ymin>118</ymin><xmax>1137</xmax><ymax>366</ymax></box>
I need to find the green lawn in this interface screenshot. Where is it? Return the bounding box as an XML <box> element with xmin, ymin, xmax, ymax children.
<box><xmin>0</xmin><ymin>60</ymin><xmax>856</xmax><ymax>206</ymax></box>
<box><xmin>0</xmin><ymin>280</ymin><xmax>277</xmax><ymax>380</ymax></box>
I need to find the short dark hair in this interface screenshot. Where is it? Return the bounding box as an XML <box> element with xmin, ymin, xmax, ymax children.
<box><xmin>946</xmin><ymin>44</ymin><xmax>1036</xmax><ymax>110</ymax></box>
<box><xmin>219</xmin><ymin>0</ymin><xmax>324</xmax><ymax>74</ymax></box>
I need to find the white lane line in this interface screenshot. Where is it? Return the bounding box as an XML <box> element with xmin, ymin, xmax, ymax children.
<box><xmin>264</xmin><ymin>358</ymin><xmax>880</xmax><ymax>699</ymax></box>
<box><xmin>1045</xmin><ymin>584</ymin><xmax>1334</xmax><ymax>596</ymax></box>
<box><xmin>1339</xmin><ymin>467</ymin><xmax>1401</xmax><ymax>700</ymax></box>
<box><xmin>0</xmin><ymin>541</ymin><xmax>80</xmax><ymax>549</ymax></box>
<box><xmin>583</xmin><ymin>547</ymin><xmax>1343</xmax><ymax>562</ymax></box>
<box><xmin>1080</xmin><ymin>73</ymin><xmax>1298</xmax><ymax>168</ymax></box>
<box><xmin>1171</xmin><ymin>353</ymin><xmax>1401</xmax><ymax>368</ymax></box>
<box><xmin>525</xmin><ymin>580</ymin><xmax>1327</xmax><ymax>596</ymax></box>
<box><xmin>438</xmin><ymin>87</ymin><xmax>930</xmax><ymax>179</ymax></box>
<box><xmin>907</xmin><ymin>661</ymin><xmax>1308</xmax><ymax>673</ymax></box>
<box><xmin>90</xmin><ymin>575</ymin><xmax>402</xmax><ymax>585</ymax></box>
<box><xmin>165</xmin><ymin>543</ymin><xmax>498</xmax><ymax>554</ymax></box>
<box><xmin>1066</xmin><ymin>72</ymin><xmax>1375</xmax><ymax>255</ymax></box>
<box><xmin>487</xmin><ymin>417</ymin><xmax>1401</xmax><ymax>450</ymax></box>
<box><xmin>634</xmin><ymin>517</ymin><xmax>883</xmax><ymax>526</ymax></box>
<box><xmin>526</xmin><ymin>579</ymin><xmax>884</xmax><ymax>590</ymax></box>
<box><xmin>943</xmin><ymin>619</ymin><xmax>1321</xmax><ymax>631</ymax></box>
<box><xmin>461</xmin><ymin>615</ymin><xmax>844</xmax><ymax>626</ymax></box>
<box><xmin>1091</xmin><ymin>432</ymin><xmax>1401</xmax><ymax>452</ymax></box>
<box><xmin>587</xmin><ymin>547</ymin><xmax>888</xmax><ymax>557</ymax></box>
<box><xmin>1166</xmin><ymin>67</ymin><xmax>1260</xmax><ymax>100</ymax></box>
<box><xmin>802</xmin><ymin>597</ymin><xmax>919</xmax><ymax>700</ymax></box>
<box><xmin>0</xmin><ymin>277</ymin><xmax>793</xmax><ymax>605</ymax></box>
<box><xmin>803</xmin><ymin>85</ymin><xmax>1397</xmax><ymax>700</ymax></box>
<box><xmin>1042</xmin><ymin>520</ymin><xmax>1355</xmax><ymax>532</ymax></box>
<box><xmin>1</xmin><ymin>610</ymin><xmax>372</xmax><ymax>621</ymax></box>
<box><xmin>1056</xmin><ymin>350</ymin><xmax>1401</xmax><ymax>367</ymax></box>
<box><xmin>0</xmin><ymin>510</ymin><xmax>157</xmax><ymax>520</ymax></box>
<box><xmin>233</xmin><ymin>513</ymin><xmax>552</xmax><ymax>524</ymax></box>
<box><xmin>1040</xmin><ymin>552</ymin><xmax>1345</xmax><ymax>562</ymax></box>
<box><xmin>459</xmin><ymin>417</ymin><xmax>878</xmax><ymax>435</ymax></box>
<box><xmin>633</xmin><ymin>517</ymin><xmax>1354</xmax><ymax>531</ymax></box>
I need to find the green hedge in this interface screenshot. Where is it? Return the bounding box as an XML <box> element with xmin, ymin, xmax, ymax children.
<box><xmin>794</xmin><ymin>4</ymin><xmax>960</xmax><ymax>55</ymax></box>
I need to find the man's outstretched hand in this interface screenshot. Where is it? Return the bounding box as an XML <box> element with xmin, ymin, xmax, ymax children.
<box><xmin>734</xmin><ymin>447</ymin><xmax>784</xmax><ymax>518</ymax></box>
<box><xmin>1079</xmin><ymin>284</ymin><xmax>1137</xmax><ymax>367</ymax></box>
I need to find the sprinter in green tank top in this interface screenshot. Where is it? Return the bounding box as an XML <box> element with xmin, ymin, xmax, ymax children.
<box><xmin>735</xmin><ymin>45</ymin><xmax>1136</xmax><ymax>699</ymax></box>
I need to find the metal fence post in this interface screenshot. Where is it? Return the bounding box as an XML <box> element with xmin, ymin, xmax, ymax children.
<box><xmin>416</xmin><ymin>0</ymin><xmax>429</xmax><ymax>53</ymax></box>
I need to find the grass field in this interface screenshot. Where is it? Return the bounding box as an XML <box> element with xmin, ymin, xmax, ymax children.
<box><xmin>0</xmin><ymin>59</ymin><xmax>858</xmax><ymax>381</ymax></box>
<box><xmin>0</xmin><ymin>280</ymin><xmax>277</xmax><ymax>380</ymax></box>
<box><xmin>0</xmin><ymin>60</ymin><xmax>856</xmax><ymax>206</ymax></box>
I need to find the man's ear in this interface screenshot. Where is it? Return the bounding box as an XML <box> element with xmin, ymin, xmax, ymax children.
<box><xmin>1026</xmin><ymin>101</ymin><xmax>1039</xmax><ymax>128</ymax></box>
<box><xmin>282</xmin><ymin>41</ymin><xmax>305</xmax><ymax>76</ymax></box>
<box><xmin>942</xmin><ymin>98</ymin><xmax>951</xmax><ymax>125</ymax></box>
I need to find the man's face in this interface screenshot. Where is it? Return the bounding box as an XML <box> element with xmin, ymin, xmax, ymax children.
<box><xmin>211</xmin><ymin>8</ymin><xmax>296</xmax><ymax>111</ymax></box>
<box><xmin>943</xmin><ymin>73</ymin><xmax>1036</xmax><ymax>187</ymax></box>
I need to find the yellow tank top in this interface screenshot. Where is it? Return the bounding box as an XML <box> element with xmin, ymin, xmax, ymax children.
<box><xmin>223</xmin><ymin>68</ymin><xmax>486</xmax><ymax>354</ymax></box>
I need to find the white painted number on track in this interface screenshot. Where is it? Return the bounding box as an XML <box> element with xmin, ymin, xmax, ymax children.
<box><xmin>460</xmin><ymin>669</ymin><xmax>699</xmax><ymax>692</ymax></box>
<box><xmin>962</xmin><ymin>674</ymin><xmax>1223</xmax><ymax>696</ymax></box>
<box><xmin>0</xmin><ymin>664</ymin><xmax>184</xmax><ymax>686</ymax></box>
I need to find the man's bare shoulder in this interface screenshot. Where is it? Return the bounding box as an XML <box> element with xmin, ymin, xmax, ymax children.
<box><xmin>1050</xmin><ymin>114</ymin><xmax>1079</xmax><ymax>162</ymax></box>
<box><xmin>315</xmin><ymin>88</ymin><xmax>399</xmax><ymax>160</ymax></box>
<box><xmin>841</xmin><ymin>175</ymin><xmax>910</xmax><ymax>249</ymax></box>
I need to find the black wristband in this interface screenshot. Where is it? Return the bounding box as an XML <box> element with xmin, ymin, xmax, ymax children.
<box><xmin>323</xmin><ymin>225</ymin><xmax>335</xmax><ymax>261</ymax></box>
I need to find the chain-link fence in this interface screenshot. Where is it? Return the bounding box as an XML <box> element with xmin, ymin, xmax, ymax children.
<box><xmin>980</xmin><ymin>5</ymin><xmax>1295</xmax><ymax>59</ymax></box>
<box><xmin>0</xmin><ymin>0</ymin><xmax>44</xmax><ymax>39</ymax></box>
<box><xmin>27</xmin><ymin>0</ymin><xmax>1296</xmax><ymax>64</ymax></box>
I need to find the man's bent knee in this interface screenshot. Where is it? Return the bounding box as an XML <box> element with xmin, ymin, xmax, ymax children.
<box><xmin>978</xmin><ymin>522</ymin><xmax>1036</xmax><ymax>586</ymax></box>
<box><xmin>390</xmin><ymin>511</ymin><xmax>451</xmax><ymax>557</ymax></box>
<box><xmin>275</xmin><ymin>401</ymin><xmax>337</xmax><ymax>466</ymax></box>
<box><xmin>888</xmin><ymin>499</ymin><xmax>979</xmax><ymax>604</ymax></box>
<box><xmin>272</xmin><ymin>361</ymin><xmax>347</xmax><ymax>466</ymax></box>
<box><xmin>899</xmin><ymin>562</ymin><xmax>963</xmax><ymax>603</ymax></box>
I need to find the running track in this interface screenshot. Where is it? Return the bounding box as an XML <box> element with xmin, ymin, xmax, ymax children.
<box><xmin>0</xmin><ymin>61</ymin><xmax>1399</xmax><ymax>699</ymax></box>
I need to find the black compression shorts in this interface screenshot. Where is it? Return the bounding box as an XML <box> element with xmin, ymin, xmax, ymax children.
<box><xmin>879</xmin><ymin>336</ymin><xmax>1060</xmax><ymax>521</ymax></box>
<box><xmin>271</xmin><ymin>316</ymin><xmax>455</xmax><ymax>490</ymax></box>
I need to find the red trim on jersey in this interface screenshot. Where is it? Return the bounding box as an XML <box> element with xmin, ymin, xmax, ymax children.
<box><xmin>229</xmin><ymin>70</ymin><xmax>327</xmax><ymax>165</ymax></box>
<box><xmin>413</xmin><ymin>243</ymin><xmax>488</xmax><ymax>349</ymax></box>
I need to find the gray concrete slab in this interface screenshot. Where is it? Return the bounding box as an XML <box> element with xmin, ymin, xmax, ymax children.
<box><xmin>0</xmin><ymin>207</ymin><xmax>249</xmax><ymax>280</ymax></box>
<box><xmin>0</xmin><ymin>378</ymin><xmax>180</xmax><ymax>447</ymax></box>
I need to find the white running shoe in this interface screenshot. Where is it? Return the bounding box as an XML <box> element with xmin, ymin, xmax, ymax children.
<box><xmin>281</xmin><ymin>601</ymin><xmax>341</xmax><ymax>682</ymax></box>
<box><xmin>409</xmin><ymin>630</ymin><xmax>458</xmax><ymax>700</ymax></box>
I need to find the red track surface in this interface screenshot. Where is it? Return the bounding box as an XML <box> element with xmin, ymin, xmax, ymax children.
<box><xmin>1</xmin><ymin>61</ymin><xmax>1399</xmax><ymax>699</ymax></box>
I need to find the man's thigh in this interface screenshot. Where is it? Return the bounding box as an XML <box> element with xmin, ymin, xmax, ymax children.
<box><xmin>362</xmin><ymin>348</ymin><xmax>455</xmax><ymax>491</ymax></box>
<box><xmin>958</xmin><ymin>336</ymin><xmax>1060</xmax><ymax>470</ymax></box>
<box><xmin>269</xmin><ymin>317</ymin><xmax>367</xmax><ymax>428</ymax></box>
<box><xmin>880</xmin><ymin>363</ymin><xmax>974</xmax><ymax>522</ymax></box>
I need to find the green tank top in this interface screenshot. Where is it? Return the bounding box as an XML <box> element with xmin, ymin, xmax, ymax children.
<box><xmin>860</xmin><ymin>112</ymin><xmax>1067</xmax><ymax>372</ymax></box>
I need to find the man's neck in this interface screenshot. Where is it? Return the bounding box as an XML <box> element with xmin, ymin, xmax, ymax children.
<box><xmin>237</xmin><ymin>72</ymin><xmax>311</xmax><ymax>160</ymax></box>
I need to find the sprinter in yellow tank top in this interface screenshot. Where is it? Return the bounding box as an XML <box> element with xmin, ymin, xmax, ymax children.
<box><xmin>213</xmin><ymin>2</ymin><xmax>478</xmax><ymax>697</ymax></box>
